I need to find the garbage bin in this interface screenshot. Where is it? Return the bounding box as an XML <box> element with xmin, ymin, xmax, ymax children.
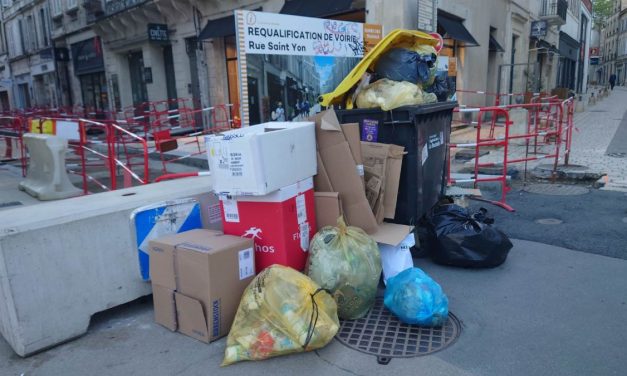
<box><xmin>335</xmin><ymin>102</ymin><xmax>457</xmax><ymax>226</ymax></box>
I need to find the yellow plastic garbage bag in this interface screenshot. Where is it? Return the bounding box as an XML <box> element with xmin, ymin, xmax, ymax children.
<box><xmin>320</xmin><ymin>29</ymin><xmax>438</xmax><ymax>109</ymax></box>
<box><xmin>222</xmin><ymin>265</ymin><xmax>339</xmax><ymax>366</ymax></box>
<box><xmin>356</xmin><ymin>79</ymin><xmax>426</xmax><ymax>111</ymax></box>
<box><xmin>308</xmin><ymin>218</ymin><xmax>382</xmax><ymax>320</ymax></box>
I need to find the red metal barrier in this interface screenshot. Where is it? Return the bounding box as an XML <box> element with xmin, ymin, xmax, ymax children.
<box><xmin>448</xmin><ymin>98</ymin><xmax>569</xmax><ymax>212</ymax></box>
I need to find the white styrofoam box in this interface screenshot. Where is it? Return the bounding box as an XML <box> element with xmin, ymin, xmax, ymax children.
<box><xmin>206</xmin><ymin>122</ymin><xmax>316</xmax><ymax>196</ymax></box>
<box><xmin>380</xmin><ymin>233</ymin><xmax>416</xmax><ymax>284</ymax></box>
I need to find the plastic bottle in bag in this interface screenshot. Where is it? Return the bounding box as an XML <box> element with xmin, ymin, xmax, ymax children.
<box><xmin>222</xmin><ymin>265</ymin><xmax>339</xmax><ymax>366</ymax></box>
<box><xmin>308</xmin><ymin>218</ymin><xmax>382</xmax><ymax>320</ymax></box>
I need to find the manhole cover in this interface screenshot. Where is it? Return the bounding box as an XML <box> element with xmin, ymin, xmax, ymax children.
<box><xmin>523</xmin><ymin>184</ymin><xmax>589</xmax><ymax>196</ymax></box>
<box><xmin>335</xmin><ymin>297</ymin><xmax>461</xmax><ymax>364</ymax></box>
<box><xmin>0</xmin><ymin>201</ymin><xmax>22</xmax><ymax>208</ymax></box>
<box><xmin>535</xmin><ymin>218</ymin><xmax>563</xmax><ymax>225</ymax></box>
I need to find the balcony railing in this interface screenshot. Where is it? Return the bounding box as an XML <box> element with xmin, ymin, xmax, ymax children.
<box><xmin>540</xmin><ymin>0</ymin><xmax>567</xmax><ymax>26</ymax></box>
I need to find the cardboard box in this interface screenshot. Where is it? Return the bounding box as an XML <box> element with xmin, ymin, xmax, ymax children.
<box><xmin>149</xmin><ymin>229</ymin><xmax>255</xmax><ymax>343</ymax></box>
<box><xmin>314</xmin><ymin>192</ymin><xmax>342</xmax><ymax>231</ymax></box>
<box><xmin>361</xmin><ymin>142</ymin><xmax>405</xmax><ymax>222</ymax></box>
<box><xmin>311</xmin><ymin>111</ymin><xmax>378</xmax><ymax>234</ymax></box>
<box><xmin>341</xmin><ymin>123</ymin><xmax>365</xmax><ymax>187</ymax></box>
<box><xmin>220</xmin><ymin>177</ymin><xmax>316</xmax><ymax>273</ymax></box>
<box><xmin>311</xmin><ymin>110</ymin><xmax>414</xmax><ymax>247</ymax></box>
<box><xmin>205</xmin><ymin>122</ymin><xmax>316</xmax><ymax>196</ymax></box>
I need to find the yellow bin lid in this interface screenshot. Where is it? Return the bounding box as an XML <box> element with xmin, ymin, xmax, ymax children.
<box><xmin>319</xmin><ymin>29</ymin><xmax>439</xmax><ymax>109</ymax></box>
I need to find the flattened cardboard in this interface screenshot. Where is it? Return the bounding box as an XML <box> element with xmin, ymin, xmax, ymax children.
<box><xmin>175</xmin><ymin>292</ymin><xmax>209</xmax><ymax>343</ymax></box>
<box><xmin>314</xmin><ymin>152</ymin><xmax>334</xmax><ymax>192</ymax></box>
<box><xmin>318</xmin><ymin>141</ymin><xmax>378</xmax><ymax>233</ymax></box>
<box><xmin>311</xmin><ymin>110</ymin><xmax>412</xmax><ymax>243</ymax></box>
<box><xmin>153</xmin><ymin>285</ymin><xmax>177</xmax><ymax>331</ymax></box>
<box><xmin>369</xmin><ymin>222</ymin><xmax>414</xmax><ymax>247</ymax></box>
<box><xmin>361</xmin><ymin>142</ymin><xmax>405</xmax><ymax>221</ymax></box>
<box><xmin>341</xmin><ymin>123</ymin><xmax>364</xmax><ymax>186</ymax></box>
<box><xmin>314</xmin><ymin>192</ymin><xmax>343</xmax><ymax>230</ymax></box>
<box><xmin>383</xmin><ymin>145</ymin><xmax>405</xmax><ymax>219</ymax></box>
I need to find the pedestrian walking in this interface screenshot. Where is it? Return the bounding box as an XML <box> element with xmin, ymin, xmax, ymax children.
<box><xmin>609</xmin><ymin>73</ymin><xmax>617</xmax><ymax>90</ymax></box>
<box><xmin>272</xmin><ymin>102</ymin><xmax>285</xmax><ymax>121</ymax></box>
<box><xmin>301</xmin><ymin>99</ymin><xmax>310</xmax><ymax>117</ymax></box>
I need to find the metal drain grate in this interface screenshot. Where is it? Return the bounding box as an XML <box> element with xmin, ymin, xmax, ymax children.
<box><xmin>335</xmin><ymin>297</ymin><xmax>461</xmax><ymax>364</ymax></box>
<box><xmin>607</xmin><ymin>152</ymin><xmax>627</xmax><ymax>158</ymax></box>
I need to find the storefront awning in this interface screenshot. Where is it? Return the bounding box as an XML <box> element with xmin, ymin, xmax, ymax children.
<box><xmin>280</xmin><ymin>0</ymin><xmax>353</xmax><ymax>18</ymax></box>
<box><xmin>199</xmin><ymin>15</ymin><xmax>235</xmax><ymax>40</ymax></box>
<box><xmin>489</xmin><ymin>35</ymin><xmax>505</xmax><ymax>52</ymax></box>
<box><xmin>437</xmin><ymin>11</ymin><xmax>479</xmax><ymax>47</ymax></box>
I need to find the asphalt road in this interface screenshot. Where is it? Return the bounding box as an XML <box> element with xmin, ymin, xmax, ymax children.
<box><xmin>469</xmin><ymin>182</ymin><xmax>627</xmax><ymax>260</ymax></box>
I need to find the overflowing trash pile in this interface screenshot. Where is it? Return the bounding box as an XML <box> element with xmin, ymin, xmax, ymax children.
<box><xmin>320</xmin><ymin>29</ymin><xmax>453</xmax><ymax>111</ymax></box>
<box><xmin>139</xmin><ymin>28</ymin><xmax>512</xmax><ymax>367</ymax></box>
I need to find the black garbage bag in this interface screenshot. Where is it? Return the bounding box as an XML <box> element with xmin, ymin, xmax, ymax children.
<box><xmin>425</xmin><ymin>74</ymin><xmax>451</xmax><ymax>102</ymax></box>
<box><xmin>425</xmin><ymin>203</ymin><xmax>513</xmax><ymax>268</ymax></box>
<box><xmin>374</xmin><ymin>48</ymin><xmax>436</xmax><ymax>84</ymax></box>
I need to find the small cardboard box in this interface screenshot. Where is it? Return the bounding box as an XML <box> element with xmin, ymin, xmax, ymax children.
<box><xmin>220</xmin><ymin>177</ymin><xmax>316</xmax><ymax>273</ymax></box>
<box><xmin>314</xmin><ymin>192</ymin><xmax>342</xmax><ymax>231</ymax></box>
<box><xmin>205</xmin><ymin>122</ymin><xmax>316</xmax><ymax>196</ymax></box>
<box><xmin>149</xmin><ymin>229</ymin><xmax>255</xmax><ymax>343</ymax></box>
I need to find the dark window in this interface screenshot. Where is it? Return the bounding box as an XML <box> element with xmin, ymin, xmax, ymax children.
<box><xmin>18</xmin><ymin>19</ymin><xmax>25</xmax><ymax>53</ymax></box>
<box><xmin>40</xmin><ymin>9</ymin><xmax>49</xmax><ymax>47</ymax></box>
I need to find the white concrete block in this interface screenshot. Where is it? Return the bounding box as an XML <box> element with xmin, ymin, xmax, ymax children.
<box><xmin>0</xmin><ymin>177</ymin><xmax>218</xmax><ymax>356</ymax></box>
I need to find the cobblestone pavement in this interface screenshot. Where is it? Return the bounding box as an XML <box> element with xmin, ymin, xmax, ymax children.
<box><xmin>569</xmin><ymin>86</ymin><xmax>627</xmax><ymax>191</ymax></box>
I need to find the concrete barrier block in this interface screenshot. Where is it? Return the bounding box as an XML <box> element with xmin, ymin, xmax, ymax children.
<box><xmin>0</xmin><ymin>177</ymin><xmax>218</xmax><ymax>356</ymax></box>
<box><xmin>19</xmin><ymin>134</ymin><xmax>82</xmax><ymax>201</ymax></box>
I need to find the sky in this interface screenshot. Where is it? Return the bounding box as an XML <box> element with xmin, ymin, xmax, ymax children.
<box><xmin>314</xmin><ymin>56</ymin><xmax>336</xmax><ymax>90</ymax></box>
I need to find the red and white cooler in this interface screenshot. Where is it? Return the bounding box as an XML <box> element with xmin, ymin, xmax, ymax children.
<box><xmin>219</xmin><ymin>177</ymin><xmax>316</xmax><ymax>273</ymax></box>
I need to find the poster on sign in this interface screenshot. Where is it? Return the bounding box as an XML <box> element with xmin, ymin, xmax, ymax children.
<box><xmin>235</xmin><ymin>10</ymin><xmax>382</xmax><ymax>126</ymax></box>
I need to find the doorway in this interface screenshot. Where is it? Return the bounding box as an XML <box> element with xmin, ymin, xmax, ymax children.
<box><xmin>17</xmin><ymin>83</ymin><xmax>31</xmax><ymax>109</ymax></box>
<box><xmin>163</xmin><ymin>45</ymin><xmax>177</xmax><ymax>108</ymax></box>
<box><xmin>79</xmin><ymin>72</ymin><xmax>109</xmax><ymax>114</ymax></box>
<box><xmin>247</xmin><ymin>76</ymin><xmax>260</xmax><ymax>124</ymax></box>
<box><xmin>128</xmin><ymin>51</ymin><xmax>148</xmax><ymax>109</ymax></box>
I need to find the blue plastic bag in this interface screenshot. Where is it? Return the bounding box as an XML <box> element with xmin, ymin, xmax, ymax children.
<box><xmin>384</xmin><ymin>268</ymin><xmax>449</xmax><ymax>326</ymax></box>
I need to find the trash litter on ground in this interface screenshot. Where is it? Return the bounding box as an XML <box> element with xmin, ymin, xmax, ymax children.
<box><xmin>384</xmin><ymin>267</ymin><xmax>449</xmax><ymax>327</ymax></box>
<box><xmin>222</xmin><ymin>265</ymin><xmax>339</xmax><ymax>366</ymax></box>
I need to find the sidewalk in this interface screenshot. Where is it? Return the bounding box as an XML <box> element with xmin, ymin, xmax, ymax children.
<box><xmin>450</xmin><ymin>87</ymin><xmax>627</xmax><ymax>191</ymax></box>
<box><xmin>569</xmin><ymin>86</ymin><xmax>627</xmax><ymax>191</ymax></box>
<box><xmin>2</xmin><ymin>238</ymin><xmax>626</xmax><ymax>376</ymax></box>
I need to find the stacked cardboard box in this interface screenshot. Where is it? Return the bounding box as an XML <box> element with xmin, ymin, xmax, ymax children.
<box><xmin>149</xmin><ymin>229</ymin><xmax>255</xmax><ymax>343</ymax></box>
<box><xmin>206</xmin><ymin>122</ymin><xmax>318</xmax><ymax>273</ymax></box>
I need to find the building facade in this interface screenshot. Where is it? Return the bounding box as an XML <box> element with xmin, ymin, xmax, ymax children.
<box><xmin>600</xmin><ymin>0</ymin><xmax>627</xmax><ymax>85</ymax></box>
<box><xmin>2</xmin><ymin>0</ymin><xmax>57</xmax><ymax>109</ymax></box>
<box><xmin>0</xmin><ymin>0</ymin><xmax>597</xmax><ymax>113</ymax></box>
